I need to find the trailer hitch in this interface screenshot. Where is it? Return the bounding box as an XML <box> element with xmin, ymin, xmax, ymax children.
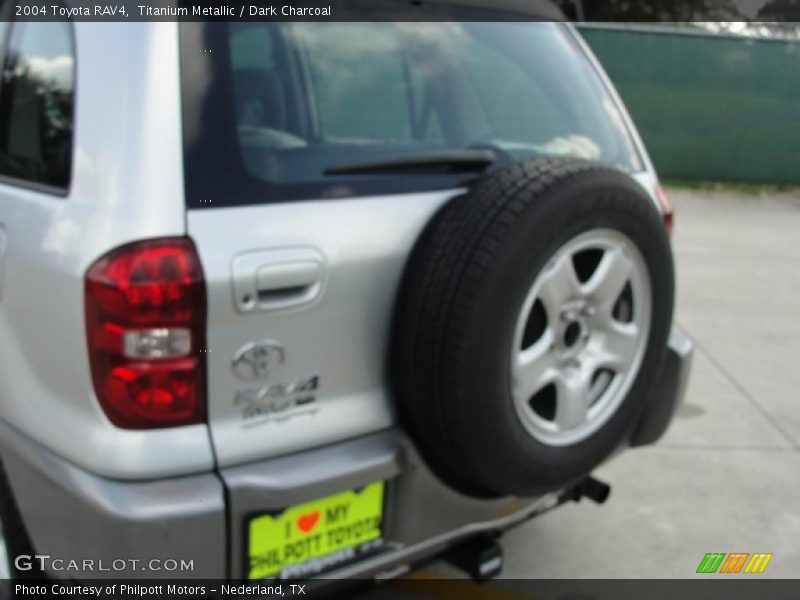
<box><xmin>564</xmin><ymin>475</ymin><xmax>612</xmax><ymax>504</ymax></box>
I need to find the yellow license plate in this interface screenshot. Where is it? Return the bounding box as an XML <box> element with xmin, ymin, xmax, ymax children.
<box><xmin>247</xmin><ymin>481</ymin><xmax>385</xmax><ymax>580</ymax></box>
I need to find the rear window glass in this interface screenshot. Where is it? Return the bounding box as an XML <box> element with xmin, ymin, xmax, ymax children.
<box><xmin>0</xmin><ymin>18</ymin><xmax>75</xmax><ymax>191</ymax></box>
<box><xmin>181</xmin><ymin>22</ymin><xmax>642</xmax><ymax>207</ymax></box>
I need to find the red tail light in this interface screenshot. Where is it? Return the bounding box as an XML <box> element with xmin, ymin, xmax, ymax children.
<box><xmin>654</xmin><ymin>184</ymin><xmax>674</xmax><ymax>235</ymax></box>
<box><xmin>85</xmin><ymin>238</ymin><xmax>207</xmax><ymax>429</ymax></box>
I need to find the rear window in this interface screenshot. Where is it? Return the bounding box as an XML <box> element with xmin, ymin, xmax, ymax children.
<box><xmin>181</xmin><ymin>22</ymin><xmax>642</xmax><ymax>208</ymax></box>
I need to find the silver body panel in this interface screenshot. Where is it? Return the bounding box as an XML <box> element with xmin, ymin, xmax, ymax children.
<box><xmin>188</xmin><ymin>190</ymin><xmax>456</xmax><ymax>467</ymax></box>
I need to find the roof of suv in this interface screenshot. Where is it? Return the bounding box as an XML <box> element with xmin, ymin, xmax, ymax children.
<box><xmin>416</xmin><ymin>0</ymin><xmax>564</xmax><ymax>18</ymax></box>
<box><xmin>347</xmin><ymin>0</ymin><xmax>566</xmax><ymax>20</ymax></box>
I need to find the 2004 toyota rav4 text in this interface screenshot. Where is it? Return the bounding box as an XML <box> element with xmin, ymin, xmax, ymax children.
<box><xmin>0</xmin><ymin>0</ymin><xmax>692</xmax><ymax>587</ymax></box>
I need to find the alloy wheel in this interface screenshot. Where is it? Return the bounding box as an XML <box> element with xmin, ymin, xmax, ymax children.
<box><xmin>510</xmin><ymin>229</ymin><xmax>652</xmax><ymax>446</ymax></box>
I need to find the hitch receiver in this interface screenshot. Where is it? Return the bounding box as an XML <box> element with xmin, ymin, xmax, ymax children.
<box><xmin>565</xmin><ymin>476</ymin><xmax>612</xmax><ymax>504</ymax></box>
<box><xmin>446</xmin><ymin>535</ymin><xmax>504</xmax><ymax>581</ymax></box>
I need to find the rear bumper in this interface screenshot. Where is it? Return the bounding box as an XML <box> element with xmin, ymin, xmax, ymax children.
<box><xmin>0</xmin><ymin>329</ymin><xmax>692</xmax><ymax>581</ymax></box>
<box><xmin>0</xmin><ymin>418</ymin><xmax>226</xmax><ymax>579</ymax></box>
<box><xmin>0</xmin><ymin>423</ymin><xmax>548</xmax><ymax>580</ymax></box>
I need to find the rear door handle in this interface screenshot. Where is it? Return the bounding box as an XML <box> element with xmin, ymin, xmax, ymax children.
<box><xmin>255</xmin><ymin>261</ymin><xmax>322</xmax><ymax>304</ymax></box>
<box><xmin>233</xmin><ymin>247</ymin><xmax>326</xmax><ymax>313</ymax></box>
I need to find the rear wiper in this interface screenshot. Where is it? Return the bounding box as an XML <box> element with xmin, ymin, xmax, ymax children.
<box><xmin>324</xmin><ymin>150</ymin><xmax>495</xmax><ymax>176</ymax></box>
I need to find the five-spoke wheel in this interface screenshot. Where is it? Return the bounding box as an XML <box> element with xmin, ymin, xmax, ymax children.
<box><xmin>511</xmin><ymin>229</ymin><xmax>652</xmax><ymax>446</ymax></box>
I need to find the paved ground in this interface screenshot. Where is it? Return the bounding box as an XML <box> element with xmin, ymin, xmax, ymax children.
<box><xmin>383</xmin><ymin>186</ymin><xmax>800</xmax><ymax>589</ymax></box>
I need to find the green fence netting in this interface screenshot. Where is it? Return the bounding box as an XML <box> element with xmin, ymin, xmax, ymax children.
<box><xmin>580</xmin><ymin>25</ymin><xmax>800</xmax><ymax>184</ymax></box>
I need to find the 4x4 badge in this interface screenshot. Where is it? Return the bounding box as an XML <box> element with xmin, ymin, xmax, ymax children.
<box><xmin>232</xmin><ymin>340</ymin><xmax>285</xmax><ymax>381</ymax></box>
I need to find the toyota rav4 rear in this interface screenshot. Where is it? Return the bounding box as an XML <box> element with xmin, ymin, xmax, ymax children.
<box><xmin>0</xmin><ymin>1</ymin><xmax>691</xmax><ymax>586</ymax></box>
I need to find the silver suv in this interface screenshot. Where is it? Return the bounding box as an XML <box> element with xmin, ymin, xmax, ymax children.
<box><xmin>0</xmin><ymin>1</ymin><xmax>692</xmax><ymax>586</ymax></box>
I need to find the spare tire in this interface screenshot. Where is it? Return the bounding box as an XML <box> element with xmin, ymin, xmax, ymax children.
<box><xmin>393</xmin><ymin>158</ymin><xmax>674</xmax><ymax>496</ymax></box>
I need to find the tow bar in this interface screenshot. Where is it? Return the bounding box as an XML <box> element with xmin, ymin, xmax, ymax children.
<box><xmin>445</xmin><ymin>476</ymin><xmax>611</xmax><ymax>581</ymax></box>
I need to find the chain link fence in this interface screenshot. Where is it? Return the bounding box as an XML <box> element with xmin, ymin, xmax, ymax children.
<box><xmin>580</xmin><ymin>24</ymin><xmax>800</xmax><ymax>184</ymax></box>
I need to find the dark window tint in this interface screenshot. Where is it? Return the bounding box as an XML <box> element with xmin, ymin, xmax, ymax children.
<box><xmin>230</xmin><ymin>23</ymin><xmax>640</xmax><ymax>185</ymax></box>
<box><xmin>461</xmin><ymin>38</ymin><xmax>570</xmax><ymax>143</ymax></box>
<box><xmin>0</xmin><ymin>19</ymin><xmax>75</xmax><ymax>190</ymax></box>
<box><xmin>0</xmin><ymin>21</ymin><xmax>9</xmax><ymax>67</ymax></box>
<box><xmin>303</xmin><ymin>24</ymin><xmax>413</xmax><ymax>142</ymax></box>
<box><xmin>230</xmin><ymin>23</ymin><xmax>274</xmax><ymax>70</ymax></box>
<box><xmin>0</xmin><ymin>1</ymin><xmax>12</xmax><ymax>86</ymax></box>
<box><xmin>182</xmin><ymin>22</ymin><xmax>643</xmax><ymax>207</ymax></box>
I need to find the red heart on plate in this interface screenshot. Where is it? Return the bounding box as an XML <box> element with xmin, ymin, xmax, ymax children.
<box><xmin>296</xmin><ymin>511</ymin><xmax>320</xmax><ymax>533</ymax></box>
